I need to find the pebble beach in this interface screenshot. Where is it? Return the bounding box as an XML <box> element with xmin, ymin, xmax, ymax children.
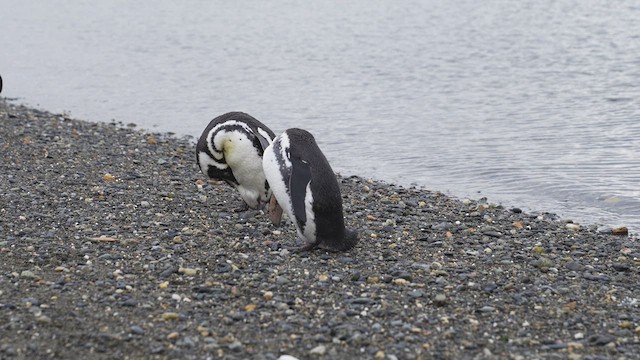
<box><xmin>1</xmin><ymin>98</ymin><xmax>639</xmax><ymax>359</ymax></box>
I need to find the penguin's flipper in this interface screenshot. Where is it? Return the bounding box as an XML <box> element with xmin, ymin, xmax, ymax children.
<box><xmin>255</xmin><ymin>132</ymin><xmax>271</xmax><ymax>152</ymax></box>
<box><xmin>289</xmin><ymin>157</ymin><xmax>311</xmax><ymax>226</ymax></box>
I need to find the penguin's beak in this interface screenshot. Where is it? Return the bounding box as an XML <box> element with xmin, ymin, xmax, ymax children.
<box><xmin>268</xmin><ymin>196</ymin><xmax>283</xmax><ymax>226</ymax></box>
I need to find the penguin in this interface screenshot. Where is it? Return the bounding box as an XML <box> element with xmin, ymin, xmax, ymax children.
<box><xmin>0</xmin><ymin>75</ymin><xmax>3</xmax><ymax>94</ymax></box>
<box><xmin>262</xmin><ymin>128</ymin><xmax>358</xmax><ymax>252</ymax></box>
<box><xmin>196</xmin><ymin>112</ymin><xmax>277</xmax><ymax>212</ymax></box>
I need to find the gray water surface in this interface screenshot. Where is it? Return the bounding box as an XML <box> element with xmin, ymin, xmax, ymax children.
<box><xmin>2</xmin><ymin>0</ymin><xmax>639</xmax><ymax>232</ymax></box>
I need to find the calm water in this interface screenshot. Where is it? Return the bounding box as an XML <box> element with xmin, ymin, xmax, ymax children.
<box><xmin>2</xmin><ymin>1</ymin><xmax>639</xmax><ymax>232</ymax></box>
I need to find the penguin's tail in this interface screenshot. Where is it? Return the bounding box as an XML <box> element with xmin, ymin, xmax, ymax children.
<box><xmin>342</xmin><ymin>228</ymin><xmax>359</xmax><ymax>251</ymax></box>
<box><xmin>318</xmin><ymin>229</ymin><xmax>359</xmax><ymax>252</ymax></box>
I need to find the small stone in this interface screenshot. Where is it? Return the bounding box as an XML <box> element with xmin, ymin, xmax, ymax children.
<box><xmin>374</xmin><ymin>350</ymin><xmax>385</xmax><ymax>360</ymax></box>
<box><xmin>612</xmin><ymin>263</ymin><xmax>630</xmax><ymax>272</ymax></box>
<box><xmin>130</xmin><ymin>325</ymin><xmax>145</xmax><ymax>335</ymax></box>
<box><xmin>535</xmin><ymin>257</ymin><xmax>554</xmax><ymax>271</ymax></box>
<box><xmin>35</xmin><ymin>314</ymin><xmax>51</xmax><ymax>323</ymax></box>
<box><xmin>103</xmin><ymin>173</ymin><xmax>116</xmax><ymax>182</ymax></box>
<box><xmin>161</xmin><ymin>312</ymin><xmax>179</xmax><ymax>321</ymax></box>
<box><xmin>611</xmin><ymin>227</ymin><xmax>629</xmax><ymax>236</ymax></box>
<box><xmin>20</xmin><ymin>270</ymin><xmax>38</xmax><ymax>279</ymax></box>
<box><xmin>565</xmin><ymin>261</ymin><xmax>585</xmax><ymax>271</ymax></box>
<box><xmin>596</xmin><ymin>226</ymin><xmax>613</xmax><ymax>234</ymax></box>
<box><xmin>619</xmin><ymin>320</ymin><xmax>633</xmax><ymax>329</ymax></box>
<box><xmin>244</xmin><ymin>304</ymin><xmax>257</xmax><ymax>312</ymax></box>
<box><xmin>477</xmin><ymin>306</ymin><xmax>495</xmax><ymax>313</ymax></box>
<box><xmin>565</xmin><ymin>223</ymin><xmax>580</xmax><ymax>231</ymax></box>
<box><xmin>408</xmin><ymin>289</ymin><xmax>423</xmax><ymax>298</ymax></box>
<box><xmin>178</xmin><ymin>267</ymin><xmax>197</xmax><ymax>276</ymax></box>
<box><xmin>309</xmin><ymin>345</ymin><xmax>326</xmax><ymax>355</ymax></box>
<box><xmin>228</xmin><ymin>340</ymin><xmax>243</xmax><ymax>352</ymax></box>
<box><xmin>432</xmin><ymin>222</ymin><xmax>450</xmax><ymax>231</ymax></box>
<box><xmin>120</xmin><ymin>298</ymin><xmax>138</xmax><ymax>307</ymax></box>
<box><xmin>588</xmin><ymin>334</ymin><xmax>615</xmax><ymax>346</ymax></box>
<box><xmin>532</xmin><ymin>246</ymin><xmax>544</xmax><ymax>254</ymax></box>
<box><xmin>393</xmin><ymin>278</ymin><xmax>409</xmax><ymax>286</ymax></box>
<box><xmin>434</xmin><ymin>293</ymin><xmax>447</xmax><ymax>306</ymax></box>
<box><xmin>263</xmin><ymin>291</ymin><xmax>274</xmax><ymax>300</ymax></box>
<box><xmin>167</xmin><ymin>332</ymin><xmax>179</xmax><ymax>340</ymax></box>
<box><xmin>318</xmin><ymin>274</ymin><xmax>329</xmax><ymax>282</ymax></box>
<box><xmin>350</xmin><ymin>298</ymin><xmax>373</xmax><ymax>305</ymax></box>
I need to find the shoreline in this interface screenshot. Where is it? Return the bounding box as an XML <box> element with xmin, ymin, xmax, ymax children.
<box><xmin>1</xmin><ymin>98</ymin><xmax>639</xmax><ymax>359</ymax></box>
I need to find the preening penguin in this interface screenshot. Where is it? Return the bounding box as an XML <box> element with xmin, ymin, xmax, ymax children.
<box><xmin>196</xmin><ymin>112</ymin><xmax>276</xmax><ymax>211</ymax></box>
<box><xmin>262</xmin><ymin>128</ymin><xmax>358</xmax><ymax>252</ymax></box>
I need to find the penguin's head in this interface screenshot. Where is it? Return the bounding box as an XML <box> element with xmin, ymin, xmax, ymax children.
<box><xmin>212</xmin><ymin>129</ymin><xmax>243</xmax><ymax>151</ymax></box>
<box><xmin>213</xmin><ymin>129</ymin><xmax>258</xmax><ymax>167</ymax></box>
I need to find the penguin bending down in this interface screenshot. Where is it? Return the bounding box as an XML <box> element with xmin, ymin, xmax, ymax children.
<box><xmin>196</xmin><ymin>112</ymin><xmax>278</xmax><ymax>213</ymax></box>
<box><xmin>262</xmin><ymin>128</ymin><xmax>358</xmax><ymax>252</ymax></box>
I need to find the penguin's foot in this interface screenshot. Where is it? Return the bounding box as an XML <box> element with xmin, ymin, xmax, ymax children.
<box><xmin>286</xmin><ymin>240</ymin><xmax>320</xmax><ymax>253</ymax></box>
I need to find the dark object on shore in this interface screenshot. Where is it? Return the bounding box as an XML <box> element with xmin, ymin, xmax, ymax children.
<box><xmin>612</xmin><ymin>226</ymin><xmax>629</xmax><ymax>236</ymax></box>
<box><xmin>195</xmin><ymin>112</ymin><xmax>276</xmax><ymax>211</ymax></box>
<box><xmin>263</xmin><ymin>128</ymin><xmax>359</xmax><ymax>252</ymax></box>
<box><xmin>0</xmin><ymin>75</ymin><xmax>3</xmax><ymax>94</ymax></box>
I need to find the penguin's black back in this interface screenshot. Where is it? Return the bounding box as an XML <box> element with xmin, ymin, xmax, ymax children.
<box><xmin>286</xmin><ymin>128</ymin><xmax>357</xmax><ymax>251</ymax></box>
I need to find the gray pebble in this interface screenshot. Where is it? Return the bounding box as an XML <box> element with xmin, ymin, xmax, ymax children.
<box><xmin>434</xmin><ymin>293</ymin><xmax>447</xmax><ymax>306</ymax></box>
<box><xmin>227</xmin><ymin>340</ymin><xmax>243</xmax><ymax>352</ymax></box>
<box><xmin>130</xmin><ymin>325</ymin><xmax>145</xmax><ymax>335</ymax></box>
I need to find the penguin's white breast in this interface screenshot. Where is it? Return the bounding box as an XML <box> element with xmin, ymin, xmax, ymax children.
<box><xmin>302</xmin><ymin>183</ymin><xmax>316</xmax><ymax>242</ymax></box>
<box><xmin>262</xmin><ymin>137</ymin><xmax>294</xmax><ymax>222</ymax></box>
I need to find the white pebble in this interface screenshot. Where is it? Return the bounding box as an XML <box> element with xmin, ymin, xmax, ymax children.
<box><xmin>565</xmin><ymin>223</ymin><xmax>580</xmax><ymax>231</ymax></box>
<box><xmin>278</xmin><ymin>356</ymin><xmax>300</xmax><ymax>360</ymax></box>
<box><xmin>309</xmin><ymin>345</ymin><xmax>326</xmax><ymax>355</ymax></box>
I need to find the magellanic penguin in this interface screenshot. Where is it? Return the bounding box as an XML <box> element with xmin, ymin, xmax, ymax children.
<box><xmin>262</xmin><ymin>128</ymin><xmax>358</xmax><ymax>252</ymax></box>
<box><xmin>196</xmin><ymin>112</ymin><xmax>277</xmax><ymax>211</ymax></box>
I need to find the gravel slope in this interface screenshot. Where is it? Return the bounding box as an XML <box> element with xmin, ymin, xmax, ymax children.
<box><xmin>1</xmin><ymin>99</ymin><xmax>639</xmax><ymax>360</ymax></box>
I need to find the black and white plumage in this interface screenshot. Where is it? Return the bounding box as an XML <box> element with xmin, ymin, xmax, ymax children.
<box><xmin>262</xmin><ymin>128</ymin><xmax>358</xmax><ymax>252</ymax></box>
<box><xmin>196</xmin><ymin>112</ymin><xmax>276</xmax><ymax>210</ymax></box>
